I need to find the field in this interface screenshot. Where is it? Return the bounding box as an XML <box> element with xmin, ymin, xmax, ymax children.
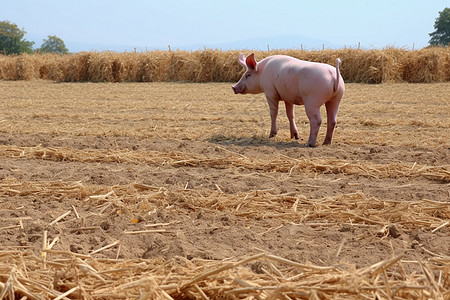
<box><xmin>0</xmin><ymin>80</ymin><xmax>449</xmax><ymax>299</ymax></box>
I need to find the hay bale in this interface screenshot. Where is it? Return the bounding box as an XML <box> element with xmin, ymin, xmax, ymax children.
<box><xmin>86</xmin><ymin>52</ymin><xmax>118</xmax><ymax>82</ymax></box>
<box><xmin>167</xmin><ymin>50</ymin><xmax>197</xmax><ymax>81</ymax></box>
<box><xmin>193</xmin><ymin>49</ymin><xmax>218</xmax><ymax>82</ymax></box>
<box><xmin>1</xmin><ymin>48</ymin><xmax>450</xmax><ymax>83</ymax></box>
<box><xmin>0</xmin><ymin>54</ymin><xmax>17</xmax><ymax>80</ymax></box>
<box><xmin>38</xmin><ymin>53</ymin><xmax>65</xmax><ymax>81</ymax></box>
<box><xmin>401</xmin><ymin>48</ymin><xmax>449</xmax><ymax>83</ymax></box>
<box><xmin>134</xmin><ymin>51</ymin><xmax>171</xmax><ymax>82</ymax></box>
<box><xmin>62</xmin><ymin>52</ymin><xmax>92</xmax><ymax>82</ymax></box>
<box><xmin>15</xmin><ymin>54</ymin><xmax>40</xmax><ymax>80</ymax></box>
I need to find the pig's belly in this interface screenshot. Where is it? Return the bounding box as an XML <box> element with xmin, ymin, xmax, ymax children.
<box><xmin>280</xmin><ymin>93</ymin><xmax>304</xmax><ymax>106</ymax></box>
<box><xmin>275</xmin><ymin>77</ymin><xmax>305</xmax><ymax>106</ymax></box>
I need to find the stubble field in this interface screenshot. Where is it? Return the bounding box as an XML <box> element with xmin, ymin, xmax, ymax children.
<box><xmin>0</xmin><ymin>80</ymin><xmax>449</xmax><ymax>299</ymax></box>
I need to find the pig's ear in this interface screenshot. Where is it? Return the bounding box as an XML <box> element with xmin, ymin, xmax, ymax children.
<box><xmin>238</xmin><ymin>54</ymin><xmax>246</xmax><ymax>68</ymax></box>
<box><xmin>246</xmin><ymin>53</ymin><xmax>257</xmax><ymax>71</ymax></box>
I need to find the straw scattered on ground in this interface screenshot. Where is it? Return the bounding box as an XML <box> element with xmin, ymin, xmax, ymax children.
<box><xmin>0</xmin><ymin>81</ymin><xmax>448</xmax><ymax>299</ymax></box>
<box><xmin>1</xmin><ymin>249</ymin><xmax>449</xmax><ymax>299</ymax></box>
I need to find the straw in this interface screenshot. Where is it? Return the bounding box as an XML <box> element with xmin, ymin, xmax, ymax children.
<box><xmin>1</xmin><ymin>48</ymin><xmax>449</xmax><ymax>83</ymax></box>
<box><xmin>1</xmin><ymin>145</ymin><xmax>449</xmax><ymax>183</ymax></box>
<box><xmin>0</xmin><ymin>250</ymin><xmax>447</xmax><ymax>299</ymax></box>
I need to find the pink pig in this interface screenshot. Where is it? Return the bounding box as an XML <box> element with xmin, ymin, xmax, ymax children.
<box><xmin>232</xmin><ymin>53</ymin><xmax>344</xmax><ymax>147</ymax></box>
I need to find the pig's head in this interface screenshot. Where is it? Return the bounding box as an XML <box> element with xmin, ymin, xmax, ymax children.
<box><xmin>231</xmin><ymin>53</ymin><xmax>262</xmax><ymax>95</ymax></box>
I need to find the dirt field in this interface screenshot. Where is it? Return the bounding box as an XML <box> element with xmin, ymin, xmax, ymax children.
<box><xmin>0</xmin><ymin>81</ymin><xmax>449</xmax><ymax>299</ymax></box>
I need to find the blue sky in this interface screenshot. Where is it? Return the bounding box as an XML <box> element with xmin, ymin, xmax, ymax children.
<box><xmin>1</xmin><ymin>0</ymin><xmax>448</xmax><ymax>52</ymax></box>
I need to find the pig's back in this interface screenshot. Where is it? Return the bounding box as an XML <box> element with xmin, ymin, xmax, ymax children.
<box><xmin>263</xmin><ymin>55</ymin><xmax>337</xmax><ymax>101</ymax></box>
<box><xmin>264</xmin><ymin>55</ymin><xmax>334</xmax><ymax>78</ymax></box>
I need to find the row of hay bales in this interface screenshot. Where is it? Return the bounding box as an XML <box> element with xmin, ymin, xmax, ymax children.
<box><xmin>0</xmin><ymin>48</ymin><xmax>449</xmax><ymax>83</ymax></box>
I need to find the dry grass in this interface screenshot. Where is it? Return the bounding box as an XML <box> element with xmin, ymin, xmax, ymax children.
<box><xmin>1</xmin><ymin>177</ymin><xmax>449</xmax><ymax>231</ymax></box>
<box><xmin>1</xmin><ymin>81</ymin><xmax>449</xmax><ymax>147</ymax></box>
<box><xmin>1</xmin><ymin>249</ymin><xmax>448</xmax><ymax>299</ymax></box>
<box><xmin>0</xmin><ymin>81</ymin><xmax>449</xmax><ymax>299</ymax></box>
<box><xmin>1</xmin><ymin>145</ymin><xmax>449</xmax><ymax>183</ymax></box>
<box><xmin>0</xmin><ymin>177</ymin><xmax>449</xmax><ymax>299</ymax></box>
<box><xmin>1</xmin><ymin>47</ymin><xmax>449</xmax><ymax>83</ymax></box>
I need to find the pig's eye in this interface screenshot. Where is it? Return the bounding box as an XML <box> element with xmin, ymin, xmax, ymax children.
<box><xmin>245</xmin><ymin>73</ymin><xmax>251</xmax><ymax>78</ymax></box>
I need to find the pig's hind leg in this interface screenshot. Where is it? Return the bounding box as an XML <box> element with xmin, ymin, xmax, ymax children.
<box><xmin>284</xmin><ymin>101</ymin><xmax>299</xmax><ymax>139</ymax></box>
<box><xmin>304</xmin><ymin>103</ymin><xmax>322</xmax><ymax>147</ymax></box>
<box><xmin>323</xmin><ymin>98</ymin><xmax>341</xmax><ymax>145</ymax></box>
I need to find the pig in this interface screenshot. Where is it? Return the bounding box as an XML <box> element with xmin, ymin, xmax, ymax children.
<box><xmin>232</xmin><ymin>53</ymin><xmax>344</xmax><ymax>147</ymax></box>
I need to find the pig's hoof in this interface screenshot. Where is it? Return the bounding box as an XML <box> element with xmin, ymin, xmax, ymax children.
<box><xmin>306</xmin><ymin>143</ymin><xmax>316</xmax><ymax>148</ymax></box>
<box><xmin>290</xmin><ymin>131</ymin><xmax>299</xmax><ymax>140</ymax></box>
<box><xmin>269</xmin><ymin>133</ymin><xmax>277</xmax><ymax>138</ymax></box>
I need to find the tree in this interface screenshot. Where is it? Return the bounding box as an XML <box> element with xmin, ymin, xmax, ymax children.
<box><xmin>0</xmin><ymin>20</ymin><xmax>34</xmax><ymax>54</ymax></box>
<box><xmin>38</xmin><ymin>35</ymin><xmax>69</xmax><ymax>54</ymax></box>
<box><xmin>429</xmin><ymin>8</ymin><xmax>450</xmax><ymax>46</ymax></box>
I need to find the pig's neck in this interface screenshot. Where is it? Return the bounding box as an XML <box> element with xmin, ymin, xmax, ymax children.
<box><xmin>255</xmin><ymin>59</ymin><xmax>269</xmax><ymax>94</ymax></box>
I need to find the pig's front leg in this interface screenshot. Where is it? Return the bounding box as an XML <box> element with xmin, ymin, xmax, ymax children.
<box><xmin>266</xmin><ymin>97</ymin><xmax>279</xmax><ymax>138</ymax></box>
<box><xmin>284</xmin><ymin>101</ymin><xmax>299</xmax><ymax>139</ymax></box>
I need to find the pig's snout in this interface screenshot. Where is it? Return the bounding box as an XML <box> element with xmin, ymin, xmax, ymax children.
<box><xmin>232</xmin><ymin>84</ymin><xmax>244</xmax><ymax>94</ymax></box>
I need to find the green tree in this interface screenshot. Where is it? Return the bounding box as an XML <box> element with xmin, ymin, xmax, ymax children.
<box><xmin>429</xmin><ymin>7</ymin><xmax>450</xmax><ymax>46</ymax></box>
<box><xmin>38</xmin><ymin>35</ymin><xmax>69</xmax><ymax>54</ymax></box>
<box><xmin>0</xmin><ymin>20</ymin><xmax>34</xmax><ymax>54</ymax></box>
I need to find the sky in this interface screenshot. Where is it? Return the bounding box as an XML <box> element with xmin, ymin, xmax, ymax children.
<box><xmin>1</xmin><ymin>0</ymin><xmax>448</xmax><ymax>52</ymax></box>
